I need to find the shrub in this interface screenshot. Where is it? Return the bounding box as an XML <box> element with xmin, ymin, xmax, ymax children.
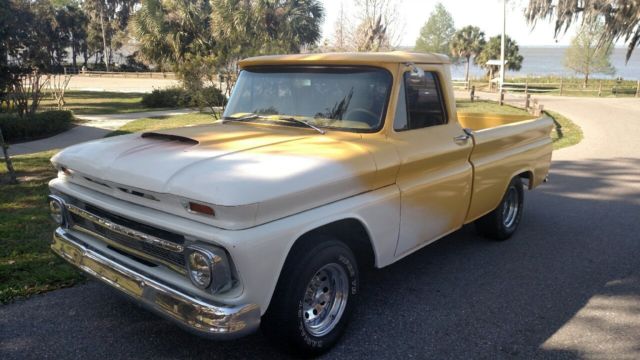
<box><xmin>193</xmin><ymin>86</ymin><xmax>227</xmax><ymax>108</ymax></box>
<box><xmin>141</xmin><ymin>87</ymin><xmax>186</xmax><ymax>108</ymax></box>
<box><xmin>0</xmin><ymin>110</ymin><xmax>74</xmax><ymax>143</ymax></box>
<box><xmin>141</xmin><ymin>86</ymin><xmax>227</xmax><ymax>109</ymax></box>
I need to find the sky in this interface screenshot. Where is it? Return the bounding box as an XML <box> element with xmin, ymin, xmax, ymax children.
<box><xmin>320</xmin><ymin>0</ymin><xmax>582</xmax><ymax>47</ymax></box>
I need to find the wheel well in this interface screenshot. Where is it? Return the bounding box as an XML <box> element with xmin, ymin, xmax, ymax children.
<box><xmin>518</xmin><ymin>171</ymin><xmax>534</xmax><ymax>189</ymax></box>
<box><xmin>291</xmin><ymin>219</ymin><xmax>376</xmax><ymax>270</ymax></box>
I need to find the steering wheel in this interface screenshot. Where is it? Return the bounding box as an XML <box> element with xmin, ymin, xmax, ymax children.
<box><xmin>344</xmin><ymin>108</ymin><xmax>379</xmax><ymax>126</ymax></box>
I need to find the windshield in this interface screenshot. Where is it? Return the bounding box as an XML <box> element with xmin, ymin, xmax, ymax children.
<box><xmin>223</xmin><ymin>67</ymin><xmax>392</xmax><ymax>132</ymax></box>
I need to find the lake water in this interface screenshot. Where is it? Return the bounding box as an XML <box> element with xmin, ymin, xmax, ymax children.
<box><xmin>451</xmin><ymin>46</ymin><xmax>640</xmax><ymax>80</ymax></box>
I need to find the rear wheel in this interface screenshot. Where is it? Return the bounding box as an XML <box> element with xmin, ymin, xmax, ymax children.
<box><xmin>475</xmin><ymin>177</ymin><xmax>524</xmax><ymax>240</ymax></box>
<box><xmin>261</xmin><ymin>236</ymin><xmax>358</xmax><ymax>356</ymax></box>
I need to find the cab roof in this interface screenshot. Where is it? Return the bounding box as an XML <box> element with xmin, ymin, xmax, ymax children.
<box><xmin>239</xmin><ymin>51</ymin><xmax>450</xmax><ymax>68</ymax></box>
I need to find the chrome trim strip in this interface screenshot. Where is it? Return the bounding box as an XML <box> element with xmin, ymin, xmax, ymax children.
<box><xmin>66</xmin><ymin>203</ymin><xmax>184</xmax><ymax>253</ymax></box>
<box><xmin>71</xmin><ymin>225</ymin><xmax>187</xmax><ymax>275</ymax></box>
<box><xmin>51</xmin><ymin>228</ymin><xmax>260</xmax><ymax>339</ymax></box>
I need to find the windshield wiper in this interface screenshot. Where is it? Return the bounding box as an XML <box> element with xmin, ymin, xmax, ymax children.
<box><xmin>276</xmin><ymin>116</ymin><xmax>326</xmax><ymax>135</ymax></box>
<box><xmin>222</xmin><ymin>114</ymin><xmax>326</xmax><ymax>134</ymax></box>
<box><xmin>221</xmin><ymin>113</ymin><xmax>262</xmax><ymax>124</ymax></box>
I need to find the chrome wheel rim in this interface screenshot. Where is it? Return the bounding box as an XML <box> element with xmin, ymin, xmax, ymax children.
<box><xmin>502</xmin><ymin>186</ymin><xmax>519</xmax><ymax>228</ymax></box>
<box><xmin>302</xmin><ymin>263</ymin><xmax>349</xmax><ymax>337</ymax></box>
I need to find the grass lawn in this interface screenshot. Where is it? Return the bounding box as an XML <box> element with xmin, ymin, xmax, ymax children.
<box><xmin>106</xmin><ymin>112</ymin><xmax>218</xmax><ymax>137</ymax></box>
<box><xmin>546</xmin><ymin>110</ymin><xmax>583</xmax><ymax>150</ymax></box>
<box><xmin>0</xmin><ymin>151</ymin><xmax>85</xmax><ymax>304</ymax></box>
<box><xmin>39</xmin><ymin>91</ymin><xmax>164</xmax><ymax>116</ymax></box>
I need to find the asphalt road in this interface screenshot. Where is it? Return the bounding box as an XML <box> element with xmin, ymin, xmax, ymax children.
<box><xmin>2</xmin><ymin>97</ymin><xmax>639</xmax><ymax>359</ymax></box>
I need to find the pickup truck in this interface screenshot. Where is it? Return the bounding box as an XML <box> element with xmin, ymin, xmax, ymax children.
<box><xmin>48</xmin><ymin>52</ymin><xmax>553</xmax><ymax>355</ymax></box>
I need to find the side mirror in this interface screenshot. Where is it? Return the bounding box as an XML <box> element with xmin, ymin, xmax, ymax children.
<box><xmin>405</xmin><ymin>63</ymin><xmax>425</xmax><ymax>84</ymax></box>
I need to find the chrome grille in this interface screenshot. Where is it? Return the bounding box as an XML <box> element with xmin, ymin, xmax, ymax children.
<box><xmin>68</xmin><ymin>201</ymin><xmax>186</xmax><ymax>270</ymax></box>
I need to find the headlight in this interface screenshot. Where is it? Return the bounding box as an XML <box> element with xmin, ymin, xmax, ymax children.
<box><xmin>48</xmin><ymin>195</ymin><xmax>66</xmax><ymax>226</ymax></box>
<box><xmin>186</xmin><ymin>246</ymin><xmax>233</xmax><ymax>293</ymax></box>
<box><xmin>187</xmin><ymin>250</ymin><xmax>213</xmax><ymax>288</ymax></box>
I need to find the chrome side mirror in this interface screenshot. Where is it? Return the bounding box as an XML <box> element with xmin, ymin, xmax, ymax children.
<box><xmin>405</xmin><ymin>62</ymin><xmax>425</xmax><ymax>84</ymax></box>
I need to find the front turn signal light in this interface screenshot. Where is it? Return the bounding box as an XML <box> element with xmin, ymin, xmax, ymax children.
<box><xmin>186</xmin><ymin>201</ymin><xmax>215</xmax><ymax>217</ymax></box>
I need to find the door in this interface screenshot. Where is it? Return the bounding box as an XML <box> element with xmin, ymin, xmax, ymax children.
<box><xmin>390</xmin><ymin>66</ymin><xmax>474</xmax><ymax>257</ymax></box>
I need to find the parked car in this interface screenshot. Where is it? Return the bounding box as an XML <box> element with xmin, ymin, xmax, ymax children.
<box><xmin>48</xmin><ymin>52</ymin><xmax>553</xmax><ymax>356</ymax></box>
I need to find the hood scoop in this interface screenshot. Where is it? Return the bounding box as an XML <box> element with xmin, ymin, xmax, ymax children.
<box><xmin>141</xmin><ymin>132</ymin><xmax>199</xmax><ymax>145</ymax></box>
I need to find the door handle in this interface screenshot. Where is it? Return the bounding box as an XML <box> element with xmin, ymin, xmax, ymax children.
<box><xmin>453</xmin><ymin>134</ymin><xmax>470</xmax><ymax>142</ymax></box>
<box><xmin>453</xmin><ymin>128</ymin><xmax>474</xmax><ymax>144</ymax></box>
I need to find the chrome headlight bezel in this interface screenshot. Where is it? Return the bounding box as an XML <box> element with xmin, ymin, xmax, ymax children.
<box><xmin>185</xmin><ymin>245</ymin><xmax>233</xmax><ymax>294</ymax></box>
<box><xmin>48</xmin><ymin>194</ymin><xmax>69</xmax><ymax>227</ymax></box>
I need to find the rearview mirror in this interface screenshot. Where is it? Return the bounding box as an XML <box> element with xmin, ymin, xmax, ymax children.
<box><xmin>405</xmin><ymin>63</ymin><xmax>425</xmax><ymax>84</ymax></box>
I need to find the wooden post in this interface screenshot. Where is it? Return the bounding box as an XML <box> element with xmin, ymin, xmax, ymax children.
<box><xmin>538</xmin><ymin>104</ymin><xmax>544</xmax><ymax>116</ymax></box>
<box><xmin>524</xmin><ymin>80</ymin><xmax>529</xmax><ymax>96</ymax></box>
<box><xmin>531</xmin><ymin>99</ymin><xmax>539</xmax><ymax>115</ymax></box>
<box><xmin>499</xmin><ymin>90</ymin><xmax>505</xmax><ymax>106</ymax></box>
<box><xmin>636</xmin><ymin>80</ymin><xmax>640</xmax><ymax>98</ymax></box>
<box><xmin>559</xmin><ymin>78</ymin><xmax>564</xmax><ymax>95</ymax></box>
<box><xmin>598</xmin><ymin>81</ymin><xmax>602</xmax><ymax>97</ymax></box>
<box><xmin>525</xmin><ymin>93</ymin><xmax>531</xmax><ymax>110</ymax></box>
<box><xmin>470</xmin><ymin>85</ymin><xmax>476</xmax><ymax>102</ymax></box>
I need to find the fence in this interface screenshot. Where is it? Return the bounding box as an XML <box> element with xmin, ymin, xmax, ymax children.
<box><xmin>75</xmin><ymin>70</ymin><xmax>179</xmax><ymax>80</ymax></box>
<box><xmin>455</xmin><ymin>78</ymin><xmax>640</xmax><ymax>98</ymax></box>
<box><xmin>452</xmin><ymin>80</ymin><xmax>470</xmax><ymax>90</ymax></box>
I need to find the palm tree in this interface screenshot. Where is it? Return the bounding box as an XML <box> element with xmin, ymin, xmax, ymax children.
<box><xmin>255</xmin><ymin>0</ymin><xmax>324</xmax><ymax>53</ymax></box>
<box><xmin>132</xmin><ymin>0</ymin><xmax>324</xmax><ymax>93</ymax></box>
<box><xmin>450</xmin><ymin>26</ymin><xmax>486</xmax><ymax>82</ymax></box>
<box><xmin>526</xmin><ymin>0</ymin><xmax>640</xmax><ymax>61</ymax></box>
<box><xmin>475</xmin><ymin>35</ymin><xmax>524</xmax><ymax>79</ymax></box>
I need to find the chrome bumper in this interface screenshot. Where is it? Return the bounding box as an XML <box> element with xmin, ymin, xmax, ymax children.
<box><xmin>51</xmin><ymin>227</ymin><xmax>260</xmax><ymax>339</ymax></box>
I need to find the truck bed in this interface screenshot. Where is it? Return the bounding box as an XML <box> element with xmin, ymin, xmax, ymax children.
<box><xmin>458</xmin><ymin>112</ymin><xmax>555</xmax><ymax>223</ymax></box>
<box><xmin>457</xmin><ymin>112</ymin><xmax>539</xmax><ymax>131</ymax></box>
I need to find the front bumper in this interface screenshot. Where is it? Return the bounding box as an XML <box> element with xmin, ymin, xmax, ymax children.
<box><xmin>51</xmin><ymin>227</ymin><xmax>260</xmax><ymax>339</ymax></box>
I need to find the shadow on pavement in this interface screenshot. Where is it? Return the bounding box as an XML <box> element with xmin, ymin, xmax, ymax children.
<box><xmin>1</xmin><ymin>158</ymin><xmax>639</xmax><ymax>359</ymax></box>
<box><xmin>8</xmin><ymin>124</ymin><xmax>111</xmax><ymax>156</ymax></box>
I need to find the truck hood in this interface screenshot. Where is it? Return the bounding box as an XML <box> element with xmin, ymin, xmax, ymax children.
<box><xmin>52</xmin><ymin>123</ymin><xmax>383</xmax><ymax>229</ymax></box>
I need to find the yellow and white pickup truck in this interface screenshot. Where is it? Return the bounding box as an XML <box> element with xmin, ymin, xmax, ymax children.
<box><xmin>47</xmin><ymin>52</ymin><xmax>553</xmax><ymax>355</ymax></box>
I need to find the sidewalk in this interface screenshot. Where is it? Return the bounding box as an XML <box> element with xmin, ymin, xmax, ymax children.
<box><xmin>6</xmin><ymin>108</ymin><xmax>196</xmax><ymax>156</ymax></box>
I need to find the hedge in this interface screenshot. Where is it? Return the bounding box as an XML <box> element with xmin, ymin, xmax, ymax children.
<box><xmin>142</xmin><ymin>86</ymin><xmax>227</xmax><ymax>108</ymax></box>
<box><xmin>0</xmin><ymin>110</ymin><xmax>74</xmax><ymax>143</ymax></box>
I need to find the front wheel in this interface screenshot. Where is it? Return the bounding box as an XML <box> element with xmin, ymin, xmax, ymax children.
<box><xmin>261</xmin><ymin>237</ymin><xmax>359</xmax><ymax>356</ymax></box>
<box><xmin>475</xmin><ymin>177</ymin><xmax>524</xmax><ymax>240</ymax></box>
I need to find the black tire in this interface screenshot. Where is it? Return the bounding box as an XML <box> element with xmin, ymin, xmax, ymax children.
<box><xmin>475</xmin><ymin>177</ymin><xmax>524</xmax><ymax>240</ymax></box>
<box><xmin>261</xmin><ymin>235</ymin><xmax>359</xmax><ymax>357</ymax></box>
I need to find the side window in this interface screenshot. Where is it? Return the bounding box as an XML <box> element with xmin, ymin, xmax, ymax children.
<box><xmin>394</xmin><ymin>71</ymin><xmax>447</xmax><ymax>131</ymax></box>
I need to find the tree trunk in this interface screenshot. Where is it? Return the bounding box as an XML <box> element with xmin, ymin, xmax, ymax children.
<box><xmin>71</xmin><ymin>34</ymin><xmax>77</xmax><ymax>69</ymax></box>
<box><xmin>0</xmin><ymin>128</ymin><xmax>18</xmax><ymax>185</ymax></box>
<box><xmin>99</xmin><ymin>4</ymin><xmax>110</xmax><ymax>72</ymax></box>
<box><xmin>584</xmin><ymin>73</ymin><xmax>589</xmax><ymax>88</ymax></box>
<box><xmin>465</xmin><ymin>55</ymin><xmax>471</xmax><ymax>82</ymax></box>
<box><xmin>584</xmin><ymin>63</ymin><xmax>590</xmax><ymax>88</ymax></box>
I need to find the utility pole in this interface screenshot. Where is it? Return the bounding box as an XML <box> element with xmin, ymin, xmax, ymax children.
<box><xmin>499</xmin><ymin>0</ymin><xmax>506</xmax><ymax>93</ymax></box>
